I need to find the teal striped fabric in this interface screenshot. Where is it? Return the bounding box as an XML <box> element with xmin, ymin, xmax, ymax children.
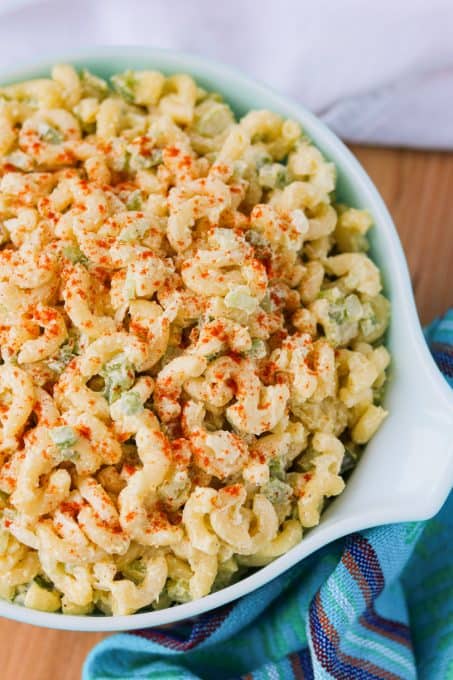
<box><xmin>83</xmin><ymin>313</ymin><xmax>453</xmax><ymax>680</ymax></box>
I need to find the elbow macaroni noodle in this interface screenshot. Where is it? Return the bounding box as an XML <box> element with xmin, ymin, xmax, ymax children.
<box><xmin>0</xmin><ymin>65</ymin><xmax>390</xmax><ymax>615</ymax></box>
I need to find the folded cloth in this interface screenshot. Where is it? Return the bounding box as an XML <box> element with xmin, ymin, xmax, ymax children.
<box><xmin>84</xmin><ymin>314</ymin><xmax>453</xmax><ymax>680</ymax></box>
<box><xmin>1</xmin><ymin>0</ymin><xmax>453</xmax><ymax>149</ymax></box>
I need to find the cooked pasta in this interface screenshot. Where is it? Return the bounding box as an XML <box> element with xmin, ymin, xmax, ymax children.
<box><xmin>0</xmin><ymin>65</ymin><xmax>390</xmax><ymax>615</ymax></box>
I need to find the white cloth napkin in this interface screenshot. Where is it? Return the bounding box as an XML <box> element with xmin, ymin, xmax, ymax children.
<box><xmin>0</xmin><ymin>0</ymin><xmax>452</xmax><ymax>149</ymax></box>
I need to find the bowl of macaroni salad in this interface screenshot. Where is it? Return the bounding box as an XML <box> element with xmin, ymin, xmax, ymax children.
<box><xmin>0</xmin><ymin>49</ymin><xmax>451</xmax><ymax>632</ymax></box>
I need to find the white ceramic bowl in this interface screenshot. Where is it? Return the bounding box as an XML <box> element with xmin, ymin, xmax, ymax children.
<box><xmin>0</xmin><ymin>47</ymin><xmax>452</xmax><ymax>632</ymax></box>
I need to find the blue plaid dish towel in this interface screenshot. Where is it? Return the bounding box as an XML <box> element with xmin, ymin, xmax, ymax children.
<box><xmin>84</xmin><ymin>311</ymin><xmax>453</xmax><ymax>680</ymax></box>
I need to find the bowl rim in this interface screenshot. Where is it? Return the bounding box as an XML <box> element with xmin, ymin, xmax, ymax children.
<box><xmin>0</xmin><ymin>45</ymin><xmax>452</xmax><ymax>632</ymax></box>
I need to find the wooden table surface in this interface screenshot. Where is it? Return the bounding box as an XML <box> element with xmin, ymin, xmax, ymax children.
<box><xmin>1</xmin><ymin>145</ymin><xmax>452</xmax><ymax>680</ymax></box>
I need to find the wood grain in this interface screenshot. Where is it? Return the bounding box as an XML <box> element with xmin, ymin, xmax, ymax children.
<box><xmin>353</xmin><ymin>146</ymin><xmax>453</xmax><ymax>323</ymax></box>
<box><xmin>1</xmin><ymin>146</ymin><xmax>452</xmax><ymax>680</ymax></box>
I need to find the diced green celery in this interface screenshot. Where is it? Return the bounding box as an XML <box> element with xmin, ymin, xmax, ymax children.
<box><xmin>37</xmin><ymin>122</ymin><xmax>63</xmax><ymax>145</ymax></box>
<box><xmin>152</xmin><ymin>591</ymin><xmax>172</xmax><ymax>611</ymax></box>
<box><xmin>118</xmin><ymin>227</ymin><xmax>137</xmax><ymax>243</ymax></box>
<box><xmin>159</xmin><ymin>470</ymin><xmax>190</xmax><ymax>509</ymax></box>
<box><xmin>212</xmin><ymin>557</ymin><xmax>239</xmax><ymax>591</ymax></box>
<box><xmin>245</xmin><ymin>338</ymin><xmax>267</xmax><ymax>360</ymax></box>
<box><xmin>116</xmin><ymin>149</ymin><xmax>131</xmax><ymax>173</ymax></box>
<box><xmin>340</xmin><ymin>445</ymin><xmax>361</xmax><ymax>474</ymax></box>
<box><xmin>325</xmin><ymin>293</ymin><xmax>363</xmax><ymax>345</ymax></box>
<box><xmin>359</xmin><ymin>304</ymin><xmax>378</xmax><ymax>338</ymax></box>
<box><xmin>50</xmin><ymin>426</ymin><xmax>78</xmax><ymax>449</ymax></box>
<box><xmin>317</xmin><ymin>286</ymin><xmax>342</xmax><ymax>302</ymax></box>
<box><xmin>34</xmin><ymin>574</ymin><xmax>54</xmax><ymax>591</ymax></box>
<box><xmin>258</xmin><ymin>163</ymin><xmax>288</xmax><ymax>189</ymax></box>
<box><xmin>261</xmin><ymin>479</ymin><xmax>293</xmax><ymax>505</ymax></box>
<box><xmin>246</xmin><ymin>144</ymin><xmax>272</xmax><ymax>166</ymax></box>
<box><xmin>255</xmin><ymin>151</ymin><xmax>272</xmax><ymax>170</ymax></box>
<box><xmin>101</xmin><ymin>356</ymin><xmax>135</xmax><ymax>403</ymax></box>
<box><xmin>121</xmin><ymin>558</ymin><xmax>146</xmax><ymax>584</ymax></box>
<box><xmin>61</xmin><ymin>449</ymin><xmax>78</xmax><ymax>461</ymax></box>
<box><xmin>117</xmin><ymin>391</ymin><xmax>144</xmax><ymax>416</ymax></box>
<box><xmin>111</xmin><ymin>71</ymin><xmax>137</xmax><ymax>103</ymax></box>
<box><xmin>224</xmin><ymin>285</ymin><xmax>259</xmax><ymax>313</ymax></box>
<box><xmin>195</xmin><ymin>101</ymin><xmax>234</xmax><ymax>137</ymax></box>
<box><xmin>167</xmin><ymin>578</ymin><xmax>191</xmax><ymax>603</ymax></box>
<box><xmin>323</xmin><ymin>321</ymin><xmax>347</xmax><ymax>347</ymax></box>
<box><xmin>147</xmin><ymin>148</ymin><xmax>163</xmax><ymax>167</ymax></box>
<box><xmin>260</xmin><ymin>290</ymin><xmax>280</xmax><ymax>313</ymax></box>
<box><xmin>345</xmin><ymin>294</ymin><xmax>362</xmax><ymax>321</ymax></box>
<box><xmin>232</xmin><ymin>160</ymin><xmax>248</xmax><ymax>179</ymax></box>
<box><xmin>126</xmin><ymin>190</ymin><xmax>143</xmax><ymax>211</ymax></box>
<box><xmin>80</xmin><ymin>69</ymin><xmax>109</xmax><ymax>98</ymax></box>
<box><xmin>328</xmin><ymin>305</ymin><xmax>347</xmax><ymax>325</ymax></box>
<box><xmin>94</xmin><ymin>591</ymin><xmax>113</xmax><ymax>616</ymax></box>
<box><xmin>130</xmin><ymin>148</ymin><xmax>163</xmax><ymax>170</ymax></box>
<box><xmin>118</xmin><ymin>217</ymin><xmax>150</xmax><ymax>243</ymax></box>
<box><xmin>63</xmin><ymin>245</ymin><xmax>89</xmax><ymax>265</ymax></box>
<box><xmin>358</xmin><ymin>294</ymin><xmax>390</xmax><ymax>343</ymax></box>
<box><xmin>47</xmin><ymin>335</ymin><xmax>79</xmax><ymax>373</ymax></box>
<box><xmin>373</xmin><ymin>383</ymin><xmax>386</xmax><ymax>404</ymax></box>
<box><xmin>268</xmin><ymin>456</ymin><xmax>286</xmax><ymax>481</ymax></box>
<box><xmin>13</xmin><ymin>585</ymin><xmax>27</xmax><ymax>606</ymax></box>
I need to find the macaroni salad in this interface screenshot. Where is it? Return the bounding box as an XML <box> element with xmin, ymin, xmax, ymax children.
<box><xmin>0</xmin><ymin>65</ymin><xmax>390</xmax><ymax>616</ymax></box>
